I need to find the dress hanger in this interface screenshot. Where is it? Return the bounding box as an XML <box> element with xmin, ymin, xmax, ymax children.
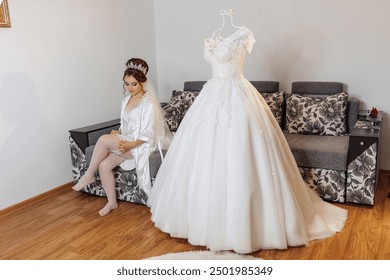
<box><xmin>212</xmin><ymin>9</ymin><xmax>243</xmax><ymax>39</ymax></box>
<box><xmin>221</xmin><ymin>9</ymin><xmax>241</xmax><ymax>29</ymax></box>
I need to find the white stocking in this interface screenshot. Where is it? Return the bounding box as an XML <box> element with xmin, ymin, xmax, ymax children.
<box><xmin>73</xmin><ymin>134</ymin><xmax>121</xmax><ymax>191</ymax></box>
<box><xmin>98</xmin><ymin>152</ymin><xmax>131</xmax><ymax>216</ymax></box>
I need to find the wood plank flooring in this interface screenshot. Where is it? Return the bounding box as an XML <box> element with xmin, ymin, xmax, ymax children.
<box><xmin>1</xmin><ymin>171</ymin><xmax>390</xmax><ymax>260</ymax></box>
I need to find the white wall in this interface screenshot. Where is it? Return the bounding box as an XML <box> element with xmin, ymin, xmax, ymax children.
<box><xmin>0</xmin><ymin>0</ymin><xmax>156</xmax><ymax>209</ymax></box>
<box><xmin>1</xmin><ymin>0</ymin><xmax>389</xmax><ymax>210</ymax></box>
<box><xmin>154</xmin><ymin>0</ymin><xmax>390</xmax><ymax>169</ymax></box>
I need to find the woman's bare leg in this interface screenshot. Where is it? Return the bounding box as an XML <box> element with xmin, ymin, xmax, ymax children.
<box><xmin>73</xmin><ymin>134</ymin><xmax>121</xmax><ymax>191</ymax></box>
<box><xmin>98</xmin><ymin>152</ymin><xmax>132</xmax><ymax>216</ymax></box>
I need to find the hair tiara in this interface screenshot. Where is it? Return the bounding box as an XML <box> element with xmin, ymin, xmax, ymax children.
<box><xmin>127</xmin><ymin>61</ymin><xmax>148</xmax><ymax>75</ymax></box>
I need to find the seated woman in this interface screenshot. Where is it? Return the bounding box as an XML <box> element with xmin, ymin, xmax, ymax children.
<box><xmin>73</xmin><ymin>58</ymin><xmax>172</xmax><ymax>216</ymax></box>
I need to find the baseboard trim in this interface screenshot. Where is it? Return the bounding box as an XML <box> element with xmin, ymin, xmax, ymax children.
<box><xmin>0</xmin><ymin>182</ymin><xmax>73</xmax><ymax>218</ymax></box>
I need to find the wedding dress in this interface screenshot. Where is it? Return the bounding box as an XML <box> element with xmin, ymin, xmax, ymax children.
<box><xmin>147</xmin><ymin>25</ymin><xmax>347</xmax><ymax>253</ymax></box>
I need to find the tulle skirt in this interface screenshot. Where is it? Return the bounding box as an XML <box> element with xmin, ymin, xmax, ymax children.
<box><xmin>147</xmin><ymin>78</ymin><xmax>347</xmax><ymax>253</ymax></box>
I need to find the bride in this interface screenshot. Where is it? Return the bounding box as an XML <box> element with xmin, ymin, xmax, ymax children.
<box><xmin>147</xmin><ymin>10</ymin><xmax>347</xmax><ymax>253</ymax></box>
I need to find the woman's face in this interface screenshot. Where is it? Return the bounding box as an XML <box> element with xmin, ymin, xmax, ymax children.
<box><xmin>124</xmin><ymin>75</ymin><xmax>143</xmax><ymax>96</ymax></box>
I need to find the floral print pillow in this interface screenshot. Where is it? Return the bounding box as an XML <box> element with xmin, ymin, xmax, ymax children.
<box><xmin>162</xmin><ymin>95</ymin><xmax>182</xmax><ymax>132</ymax></box>
<box><xmin>261</xmin><ymin>91</ymin><xmax>285</xmax><ymax>127</ymax></box>
<box><xmin>285</xmin><ymin>92</ymin><xmax>348</xmax><ymax>136</ymax></box>
<box><xmin>162</xmin><ymin>90</ymin><xmax>200</xmax><ymax>131</ymax></box>
<box><xmin>172</xmin><ymin>90</ymin><xmax>200</xmax><ymax>118</ymax></box>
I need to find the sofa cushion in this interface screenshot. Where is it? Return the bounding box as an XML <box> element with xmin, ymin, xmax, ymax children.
<box><xmin>284</xmin><ymin>132</ymin><xmax>349</xmax><ymax>171</ymax></box>
<box><xmin>261</xmin><ymin>91</ymin><xmax>285</xmax><ymax>126</ymax></box>
<box><xmin>162</xmin><ymin>95</ymin><xmax>182</xmax><ymax>131</ymax></box>
<box><xmin>85</xmin><ymin>145</ymin><xmax>94</xmax><ymax>167</ymax></box>
<box><xmin>162</xmin><ymin>90</ymin><xmax>200</xmax><ymax>131</ymax></box>
<box><xmin>174</xmin><ymin>90</ymin><xmax>200</xmax><ymax>117</ymax></box>
<box><xmin>149</xmin><ymin>150</ymin><xmax>167</xmax><ymax>178</ymax></box>
<box><xmin>285</xmin><ymin>92</ymin><xmax>348</xmax><ymax>136</ymax></box>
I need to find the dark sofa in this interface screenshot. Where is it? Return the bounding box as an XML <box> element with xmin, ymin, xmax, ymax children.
<box><xmin>69</xmin><ymin>80</ymin><xmax>381</xmax><ymax>206</ymax></box>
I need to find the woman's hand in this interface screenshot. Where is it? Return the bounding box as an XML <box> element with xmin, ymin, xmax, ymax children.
<box><xmin>111</xmin><ymin>129</ymin><xmax>121</xmax><ymax>136</ymax></box>
<box><xmin>118</xmin><ymin>139</ymin><xmax>145</xmax><ymax>153</ymax></box>
<box><xmin>118</xmin><ymin>140</ymin><xmax>133</xmax><ymax>153</ymax></box>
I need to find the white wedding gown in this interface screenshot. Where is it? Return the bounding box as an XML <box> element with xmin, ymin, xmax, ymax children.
<box><xmin>147</xmin><ymin>26</ymin><xmax>347</xmax><ymax>254</ymax></box>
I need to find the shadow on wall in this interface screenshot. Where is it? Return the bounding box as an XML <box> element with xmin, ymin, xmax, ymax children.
<box><xmin>0</xmin><ymin>72</ymin><xmax>53</xmax><ymax>209</ymax></box>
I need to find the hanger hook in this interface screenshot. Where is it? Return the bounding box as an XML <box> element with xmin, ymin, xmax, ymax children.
<box><xmin>220</xmin><ymin>9</ymin><xmax>235</xmax><ymax>17</ymax></box>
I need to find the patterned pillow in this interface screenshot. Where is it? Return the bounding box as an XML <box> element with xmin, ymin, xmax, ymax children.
<box><xmin>285</xmin><ymin>92</ymin><xmax>348</xmax><ymax>136</ymax></box>
<box><xmin>162</xmin><ymin>95</ymin><xmax>182</xmax><ymax>132</ymax></box>
<box><xmin>162</xmin><ymin>90</ymin><xmax>200</xmax><ymax>131</ymax></box>
<box><xmin>172</xmin><ymin>90</ymin><xmax>200</xmax><ymax>118</ymax></box>
<box><xmin>261</xmin><ymin>91</ymin><xmax>285</xmax><ymax>126</ymax></box>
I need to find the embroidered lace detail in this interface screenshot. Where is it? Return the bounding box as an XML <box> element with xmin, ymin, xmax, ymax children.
<box><xmin>204</xmin><ymin>27</ymin><xmax>254</xmax><ymax>53</ymax></box>
<box><xmin>204</xmin><ymin>27</ymin><xmax>255</xmax><ymax>80</ymax></box>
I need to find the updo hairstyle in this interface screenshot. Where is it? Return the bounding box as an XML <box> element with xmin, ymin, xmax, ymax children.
<box><xmin>123</xmin><ymin>58</ymin><xmax>149</xmax><ymax>83</ymax></box>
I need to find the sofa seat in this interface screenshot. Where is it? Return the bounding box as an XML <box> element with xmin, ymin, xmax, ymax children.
<box><xmin>284</xmin><ymin>133</ymin><xmax>349</xmax><ymax>171</ymax></box>
<box><xmin>70</xmin><ymin>80</ymin><xmax>371</xmax><ymax>205</ymax></box>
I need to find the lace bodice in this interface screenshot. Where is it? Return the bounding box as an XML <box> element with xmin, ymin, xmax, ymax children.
<box><xmin>204</xmin><ymin>27</ymin><xmax>255</xmax><ymax>80</ymax></box>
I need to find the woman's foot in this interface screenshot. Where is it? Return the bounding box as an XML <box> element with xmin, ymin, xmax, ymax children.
<box><xmin>99</xmin><ymin>202</ymin><xmax>118</xmax><ymax>216</ymax></box>
<box><xmin>72</xmin><ymin>175</ymin><xmax>95</xmax><ymax>191</ymax></box>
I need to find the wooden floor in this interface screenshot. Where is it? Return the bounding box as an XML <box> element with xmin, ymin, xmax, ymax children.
<box><xmin>1</xmin><ymin>171</ymin><xmax>390</xmax><ymax>260</ymax></box>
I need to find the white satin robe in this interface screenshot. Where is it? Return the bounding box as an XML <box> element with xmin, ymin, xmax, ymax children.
<box><xmin>117</xmin><ymin>92</ymin><xmax>155</xmax><ymax>195</ymax></box>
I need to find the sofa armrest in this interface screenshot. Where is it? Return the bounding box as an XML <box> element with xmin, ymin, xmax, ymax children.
<box><xmin>348</xmin><ymin>114</ymin><xmax>382</xmax><ymax>163</ymax></box>
<box><xmin>69</xmin><ymin>118</ymin><xmax>120</xmax><ymax>154</ymax></box>
<box><xmin>347</xmin><ymin>97</ymin><xmax>360</xmax><ymax>134</ymax></box>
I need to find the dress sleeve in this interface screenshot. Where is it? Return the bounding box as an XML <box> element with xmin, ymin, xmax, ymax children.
<box><xmin>138</xmin><ymin>98</ymin><xmax>154</xmax><ymax>143</ymax></box>
<box><xmin>246</xmin><ymin>31</ymin><xmax>256</xmax><ymax>54</ymax></box>
<box><xmin>203</xmin><ymin>39</ymin><xmax>214</xmax><ymax>63</ymax></box>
